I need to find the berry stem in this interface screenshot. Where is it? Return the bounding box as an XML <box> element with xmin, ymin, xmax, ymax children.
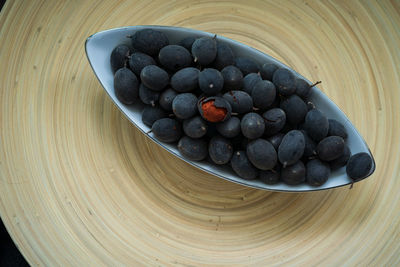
<box><xmin>309</xmin><ymin>81</ymin><xmax>322</xmax><ymax>88</ymax></box>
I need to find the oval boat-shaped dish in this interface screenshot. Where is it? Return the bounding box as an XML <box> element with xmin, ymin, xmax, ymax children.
<box><xmin>85</xmin><ymin>26</ymin><xmax>375</xmax><ymax>192</ymax></box>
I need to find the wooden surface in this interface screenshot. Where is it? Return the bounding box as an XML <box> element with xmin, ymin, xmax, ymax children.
<box><xmin>0</xmin><ymin>0</ymin><xmax>399</xmax><ymax>266</ymax></box>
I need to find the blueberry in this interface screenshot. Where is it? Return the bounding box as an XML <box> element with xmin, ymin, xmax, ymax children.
<box><xmin>281</xmin><ymin>161</ymin><xmax>306</xmax><ymax>185</ymax></box>
<box><xmin>246</xmin><ymin>139</ymin><xmax>277</xmax><ymax>170</ymax></box>
<box><xmin>295</xmin><ymin>79</ymin><xmax>312</xmax><ymax>99</ymax></box>
<box><xmin>140</xmin><ymin>65</ymin><xmax>169</xmax><ymax>91</ymax></box>
<box><xmin>208</xmin><ymin>136</ymin><xmax>233</xmax><ymax>165</ymax></box>
<box><xmin>159</xmin><ymin>45</ymin><xmax>192</xmax><ymax>72</ymax></box>
<box><xmin>278</xmin><ymin>130</ymin><xmax>305</xmax><ymax>167</ymax></box>
<box><xmin>139</xmin><ymin>83</ymin><xmax>160</xmax><ymax>106</ymax></box>
<box><xmin>141</xmin><ymin>106</ymin><xmax>167</xmax><ymax>127</ymax></box>
<box><xmin>114</xmin><ymin>67</ymin><xmax>139</xmax><ymax>105</ymax></box>
<box><xmin>260</xmin><ymin>168</ymin><xmax>280</xmax><ymax>185</ymax></box>
<box><xmin>223</xmin><ymin>90</ymin><xmax>253</xmax><ymax>114</ymax></box>
<box><xmin>267</xmin><ymin>133</ymin><xmax>284</xmax><ymax>150</ymax></box>
<box><xmin>304</xmin><ymin>109</ymin><xmax>329</xmax><ymax>142</ymax></box>
<box><xmin>213</xmin><ymin>43</ymin><xmax>235</xmax><ymax>70</ymax></box>
<box><xmin>317</xmin><ymin>136</ymin><xmax>345</xmax><ymax>161</ymax></box>
<box><xmin>241</xmin><ymin>113</ymin><xmax>265</xmax><ymax>139</ymax></box>
<box><xmin>178</xmin><ymin>36</ymin><xmax>196</xmax><ymax>51</ymax></box>
<box><xmin>346</xmin><ymin>152</ymin><xmax>373</xmax><ymax>180</ymax></box>
<box><xmin>306</xmin><ymin>159</ymin><xmax>331</xmax><ymax>186</ymax></box>
<box><xmin>230</xmin><ymin>151</ymin><xmax>259</xmax><ymax>180</ymax></box>
<box><xmin>300</xmin><ymin>130</ymin><xmax>317</xmax><ymax>159</ymax></box>
<box><xmin>110</xmin><ymin>44</ymin><xmax>130</xmax><ymax>73</ymax></box>
<box><xmin>191</xmin><ymin>37</ymin><xmax>217</xmax><ymax>66</ymax></box>
<box><xmin>183</xmin><ymin>116</ymin><xmax>208</xmax><ymax>138</ymax></box>
<box><xmin>221</xmin><ymin>65</ymin><xmax>243</xmax><ymax>91</ymax></box>
<box><xmin>171</xmin><ymin>67</ymin><xmax>200</xmax><ymax>92</ymax></box>
<box><xmin>328</xmin><ymin>119</ymin><xmax>348</xmax><ymax>139</ymax></box>
<box><xmin>177</xmin><ymin>136</ymin><xmax>208</xmax><ymax>161</ymax></box>
<box><xmin>216</xmin><ymin>116</ymin><xmax>241</xmax><ymax>138</ymax></box>
<box><xmin>198</xmin><ymin>96</ymin><xmax>232</xmax><ymax>122</ymax></box>
<box><xmin>130</xmin><ymin>29</ymin><xmax>169</xmax><ymax>56</ymax></box>
<box><xmin>128</xmin><ymin>52</ymin><xmax>156</xmax><ymax>76</ymax></box>
<box><xmin>252</xmin><ymin>80</ymin><xmax>276</xmax><ymax>109</ymax></box>
<box><xmin>243</xmin><ymin>73</ymin><xmax>262</xmax><ymax>95</ymax></box>
<box><xmin>159</xmin><ymin>88</ymin><xmax>177</xmax><ymax>111</ymax></box>
<box><xmin>151</xmin><ymin>118</ymin><xmax>182</xmax><ymax>143</ymax></box>
<box><xmin>280</xmin><ymin>94</ymin><xmax>308</xmax><ymax>126</ymax></box>
<box><xmin>234</xmin><ymin>57</ymin><xmax>259</xmax><ymax>76</ymax></box>
<box><xmin>172</xmin><ymin>93</ymin><xmax>198</xmax><ymax>119</ymax></box>
<box><xmin>260</xmin><ymin>63</ymin><xmax>278</xmax><ymax>81</ymax></box>
<box><xmin>198</xmin><ymin>68</ymin><xmax>224</xmax><ymax>95</ymax></box>
<box><xmin>272</xmin><ymin>68</ymin><xmax>296</xmax><ymax>96</ymax></box>
<box><xmin>330</xmin><ymin>145</ymin><xmax>350</xmax><ymax>170</ymax></box>
<box><xmin>262</xmin><ymin>108</ymin><xmax>286</xmax><ymax>136</ymax></box>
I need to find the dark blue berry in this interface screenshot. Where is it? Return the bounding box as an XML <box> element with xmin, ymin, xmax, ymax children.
<box><xmin>192</xmin><ymin>37</ymin><xmax>217</xmax><ymax>66</ymax></box>
<box><xmin>159</xmin><ymin>45</ymin><xmax>192</xmax><ymax>72</ymax></box>
<box><xmin>140</xmin><ymin>65</ymin><xmax>169</xmax><ymax>91</ymax></box>
<box><xmin>171</xmin><ymin>67</ymin><xmax>200</xmax><ymax>92</ymax></box>
<box><xmin>317</xmin><ymin>136</ymin><xmax>345</xmax><ymax>161</ymax></box>
<box><xmin>151</xmin><ymin>118</ymin><xmax>182</xmax><ymax>143</ymax></box>
<box><xmin>129</xmin><ymin>52</ymin><xmax>156</xmax><ymax>76</ymax></box>
<box><xmin>252</xmin><ymin>80</ymin><xmax>276</xmax><ymax>109</ymax></box>
<box><xmin>159</xmin><ymin>88</ymin><xmax>177</xmax><ymax>111</ymax></box>
<box><xmin>234</xmin><ymin>57</ymin><xmax>259</xmax><ymax>76</ymax></box>
<box><xmin>280</xmin><ymin>94</ymin><xmax>308</xmax><ymax>126</ymax></box>
<box><xmin>272</xmin><ymin>68</ymin><xmax>296</xmax><ymax>96</ymax></box>
<box><xmin>246</xmin><ymin>139</ymin><xmax>277</xmax><ymax>170</ymax></box>
<box><xmin>198</xmin><ymin>68</ymin><xmax>224</xmax><ymax>95</ymax></box>
<box><xmin>177</xmin><ymin>136</ymin><xmax>208</xmax><ymax>161</ymax></box>
<box><xmin>262</xmin><ymin>108</ymin><xmax>286</xmax><ymax>136</ymax></box>
<box><xmin>130</xmin><ymin>29</ymin><xmax>169</xmax><ymax>56</ymax></box>
<box><xmin>139</xmin><ymin>83</ymin><xmax>160</xmax><ymax>106</ymax></box>
<box><xmin>346</xmin><ymin>152</ymin><xmax>373</xmax><ymax>180</ymax></box>
<box><xmin>172</xmin><ymin>93</ymin><xmax>198</xmax><ymax>119</ymax></box>
<box><xmin>221</xmin><ymin>65</ymin><xmax>243</xmax><ymax>91</ymax></box>
<box><xmin>230</xmin><ymin>151</ymin><xmax>259</xmax><ymax>180</ymax></box>
<box><xmin>110</xmin><ymin>45</ymin><xmax>130</xmax><ymax>73</ymax></box>
<box><xmin>278</xmin><ymin>130</ymin><xmax>305</xmax><ymax>167</ymax></box>
<box><xmin>223</xmin><ymin>90</ymin><xmax>253</xmax><ymax>114</ymax></box>
<box><xmin>142</xmin><ymin>106</ymin><xmax>167</xmax><ymax>127</ymax></box>
<box><xmin>114</xmin><ymin>67</ymin><xmax>139</xmax><ymax>105</ymax></box>
<box><xmin>213</xmin><ymin>43</ymin><xmax>235</xmax><ymax>70</ymax></box>
<box><xmin>306</xmin><ymin>159</ymin><xmax>331</xmax><ymax>186</ymax></box>
<box><xmin>183</xmin><ymin>116</ymin><xmax>208</xmax><ymax>138</ymax></box>
<box><xmin>304</xmin><ymin>109</ymin><xmax>329</xmax><ymax>142</ymax></box>
<box><xmin>243</xmin><ymin>73</ymin><xmax>262</xmax><ymax>95</ymax></box>
<box><xmin>328</xmin><ymin>119</ymin><xmax>348</xmax><ymax>139</ymax></box>
<box><xmin>330</xmin><ymin>145</ymin><xmax>350</xmax><ymax>170</ymax></box>
<box><xmin>208</xmin><ymin>136</ymin><xmax>233</xmax><ymax>165</ymax></box>
<box><xmin>260</xmin><ymin>63</ymin><xmax>278</xmax><ymax>81</ymax></box>
<box><xmin>281</xmin><ymin>161</ymin><xmax>306</xmax><ymax>185</ymax></box>
<box><xmin>241</xmin><ymin>113</ymin><xmax>265</xmax><ymax>139</ymax></box>
<box><xmin>216</xmin><ymin>117</ymin><xmax>241</xmax><ymax>138</ymax></box>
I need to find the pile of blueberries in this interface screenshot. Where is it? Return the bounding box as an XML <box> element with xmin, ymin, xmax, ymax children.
<box><xmin>110</xmin><ymin>28</ymin><xmax>373</xmax><ymax>187</ymax></box>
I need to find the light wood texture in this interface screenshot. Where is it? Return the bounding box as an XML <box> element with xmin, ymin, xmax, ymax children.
<box><xmin>0</xmin><ymin>0</ymin><xmax>399</xmax><ymax>266</ymax></box>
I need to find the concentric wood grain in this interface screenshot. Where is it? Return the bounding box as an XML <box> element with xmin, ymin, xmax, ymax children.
<box><xmin>0</xmin><ymin>0</ymin><xmax>399</xmax><ymax>266</ymax></box>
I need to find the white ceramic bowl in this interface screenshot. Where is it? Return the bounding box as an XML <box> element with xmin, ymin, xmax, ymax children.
<box><xmin>85</xmin><ymin>25</ymin><xmax>375</xmax><ymax>192</ymax></box>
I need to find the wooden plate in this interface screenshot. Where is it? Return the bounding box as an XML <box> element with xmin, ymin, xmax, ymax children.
<box><xmin>0</xmin><ymin>1</ymin><xmax>399</xmax><ymax>265</ymax></box>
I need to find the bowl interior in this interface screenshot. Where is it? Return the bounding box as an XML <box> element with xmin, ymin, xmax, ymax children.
<box><xmin>85</xmin><ymin>26</ymin><xmax>375</xmax><ymax>192</ymax></box>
